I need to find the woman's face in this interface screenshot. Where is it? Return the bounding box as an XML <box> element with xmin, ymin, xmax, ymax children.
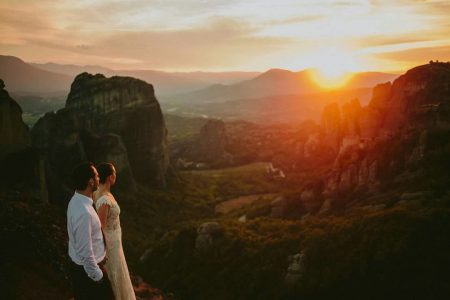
<box><xmin>110</xmin><ymin>166</ymin><xmax>117</xmax><ymax>186</ymax></box>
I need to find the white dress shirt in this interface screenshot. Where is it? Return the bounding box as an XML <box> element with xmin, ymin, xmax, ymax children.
<box><xmin>67</xmin><ymin>191</ymin><xmax>106</xmax><ymax>281</ymax></box>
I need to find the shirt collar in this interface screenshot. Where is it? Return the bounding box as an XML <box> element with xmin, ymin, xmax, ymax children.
<box><xmin>74</xmin><ymin>191</ymin><xmax>94</xmax><ymax>205</ymax></box>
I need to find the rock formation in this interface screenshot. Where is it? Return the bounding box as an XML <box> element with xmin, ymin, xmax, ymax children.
<box><xmin>320</xmin><ymin>102</ymin><xmax>341</xmax><ymax>153</ymax></box>
<box><xmin>0</xmin><ymin>79</ymin><xmax>30</xmax><ymax>159</ymax></box>
<box><xmin>32</xmin><ymin>73</ymin><xmax>169</xmax><ymax>203</ymax></box>
<box><xmin>326</xmin><ymin>63</ymin><xmax>449</xmax><ymax>195</ymax></box>
<box><xmin>196</xmin><ymin>119</ymin><xmax>230</xmax><ymax>162</ymax></box>
<box><xmin>0</xmin><ymin>80</ymin><xmax>39</xmax><ymax>192</ymax></box>
<box><xmin>195</xmin><ymin>222</ymin><xmax>223</xmax><ymax>253</ymax></box>
<box><xmin>173</xmin><ymin>118</ymin><xmax>233</xmax><ymax>168</ymax></box>
<box><xmin>293</xmin><ymin>62</ymin><xmax>450</xmax><ymax>213</ymax></box>
<box><xmin>285</xmin><ymin>250</ymin><xmax>307</xmax><ymax>285</ymax></box>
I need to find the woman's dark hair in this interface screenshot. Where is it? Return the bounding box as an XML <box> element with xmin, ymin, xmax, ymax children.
<box><xmin>71</xmin><ymin>162</ymin><xmax>95</xmax><ymax>190</ymax></box>
<box><xmin>96</xmin><ymin>162</ymin><xmax>115</xmax><ymax>184</ymax></box>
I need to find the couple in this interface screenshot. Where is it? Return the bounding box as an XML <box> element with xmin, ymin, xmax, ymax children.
<box><xmin>67</xmin><ymin>162</ymin><xmax>136</xmax><ymax>300</ymax></box>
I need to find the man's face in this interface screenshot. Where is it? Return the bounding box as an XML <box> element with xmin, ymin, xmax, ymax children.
<box><xmin>90</xmin><ymin>166</ymin><xmax>100</xmax><ymax>192</ymax></box>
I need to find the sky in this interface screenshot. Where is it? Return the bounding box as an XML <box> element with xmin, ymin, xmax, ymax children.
<box><xmin>1</xmin><ymin>0</ymin><xmax>450</xmax><ymax>73</ymax></box>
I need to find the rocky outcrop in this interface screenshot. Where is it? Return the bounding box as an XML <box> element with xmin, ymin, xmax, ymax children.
<box><xmin>32</xmin><ymin>73</ymin><xmax>169</xmax><ymax>202</ymax></box>
<box><xmin>0</xmin><ymin>80</ymin><xmax>39</xmax><ymax>192</ymax></box>
<box><xmin>329</xmin><ymin>63</ymin><xmax>450</xmax><ymax>190</ymax></box>
<box><xmin>0</xmin><ymin>79</ymin><xmax>30</xmax><ymax>159</ymax></box>
<box><xmin>196</xmin><ymin>119</ymin><xmax>230</xmax><ymax>162</ymax></box>
<box><xmin>195</xmin><ymin>222</ymin><xmax>223</xmax><ymax>253</ymax></box>
<box><xmin>379</xmin><ymin>62</ymin><xmax>450</xmax><ymax>132</ymax></box>
<box><xmin>173</xmin><ymin>119</ymin><xmax>233</xmax><ymax>168</ymax></box>
<box><xmin>285</xmin><ymin>250</ymin><xmax>307</xmax><ymax>285</ymax></box>
<box><xmin>320</xmin><ymin>102</ymin><xmax>341</xmax><ymax>153</ymax></box>
<box><xmin>340</xmin><ymin>98</ymin><xmax>362</xmax><ymax>147</ymax></box>
<box><xmin>307</xmin><ymin>62</ymin><xmax>450</xmax><ymax>211</ymax></box>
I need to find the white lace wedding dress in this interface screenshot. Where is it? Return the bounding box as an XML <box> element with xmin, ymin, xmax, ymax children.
<box><xmin>96</xmin><ymin>193</ymin><xmax>136</xmax><ymax>300</ymax></box>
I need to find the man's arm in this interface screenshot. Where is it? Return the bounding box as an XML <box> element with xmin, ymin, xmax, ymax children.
<box><xmin>74</xmin><ymin>213</ymin><xmax>103</xmax><ymax>281</ymax></box>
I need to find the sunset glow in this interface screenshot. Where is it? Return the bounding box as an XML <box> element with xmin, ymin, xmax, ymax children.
<box><xmin>309</xmin><ymin>69</ymin><xmax>353</xmax><ymax>89</ymax></box>
<box><xmin>305</xmin><ymin>47</ymin><xmax>360</xmax><ymax>88</ymax></box>
<box><xmin>0</xmin><ymin>0</ymin><xmax>449</xmax><ymax>72</ymax></box>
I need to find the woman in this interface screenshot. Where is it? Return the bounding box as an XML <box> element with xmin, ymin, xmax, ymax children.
<box><xmin>94</xmin><ymin>162</ymin><xmax>136</xmax><ymax>300</ymax></box>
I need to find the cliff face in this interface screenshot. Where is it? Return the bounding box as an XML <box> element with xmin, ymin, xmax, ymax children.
<box><xmin>66</xmin><ymin>73</ymin><xmax>156</xmax><ymax>113</ymax></box>
<box><xmin>290</xmin><ymin>63</ymin><xmax>450</xmax><ymax>214</ymax></box>
<box><xmin>0</xmin><ymin>80</ymin><xmax>39</xmax><ymax>192</ymax></box>
<box><xmin>196</xmin><ymin>119</ymin><xmax>230</xmax><ymax>163</ymax></box>
<box><xmin>0</xmin><ymin>79</ymin><xmax>30</xmax><ymax>159</ymax></box>
<box><xmin>379</xmin><ymin>63</ymin><xmax>450</xmax><ymax>132</ymax></box>
<box><xmin>320</xmin><ymin>102</ymin><xmax>341</xmax><ymax>153</ymax></box>
<box><xmin>322</xmin><ymin>62</ymin><xmax>450</xmax><ymax>197</ymax></box>
<box><xmin>66</xmin><ymin>73</ymin><xmax>169</xmax><ymax>186</ymax></box>
<box><xmin>32</xmin><ymin>73</ymin><xmax>169</xmax><ymax>202</ymax></box>
<box><xmin>172</xmin><ymin>119</ymin><xmax>234</xmax><ymax>169</ymax></box>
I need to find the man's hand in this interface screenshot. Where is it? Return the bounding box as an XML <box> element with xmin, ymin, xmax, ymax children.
<box><xmin>95</xmin><ymin>277</ymin><xmax>104</xmax><ymax>284</ymax></box>
<box><xmin>94</xmin><ymin>270</ymin><xmax>105</xmax><ymax>284</ymax></box>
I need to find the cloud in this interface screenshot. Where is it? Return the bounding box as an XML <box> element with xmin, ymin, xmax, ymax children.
<box><xmin>0</xmin><ymin>0</ymin><xmax>449</xmax><ymax>71</ymax></box>
<box><xmin>90</xmin><ymin>18</ymin><xmax>293</xmax><ymax>70</ymax></box>
<box><xmin>75</xmin><ymin>44</ymin><xmax>92</xmax><ymax>50</ymax></box>
<box><xmin>375</xmin><ymin>45</ymin><xmax>450</xmax><ymax>63</ymax></box>
<box><xmin>356</xmin><ymin>35</ymin><xmax>437</xmax><ymax>48</ymax></box>
<box><xmin>264</xmin><ymin>15</ymin><xmax>326</xmax><ymax>26</ymax></box>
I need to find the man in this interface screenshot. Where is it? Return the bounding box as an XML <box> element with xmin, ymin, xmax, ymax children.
<box><xmin>67</xmin><ymin>162</ymin><xmax>114</xmax><ymax>300</ymax></box>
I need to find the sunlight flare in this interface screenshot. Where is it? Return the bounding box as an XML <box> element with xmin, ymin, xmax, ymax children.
<box><xmin>306</xmin><ymin>47</ymin><xmax>360</xmax><ymax>89</ymax></box>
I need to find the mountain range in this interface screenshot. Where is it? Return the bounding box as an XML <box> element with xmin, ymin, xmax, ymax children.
<box><xmin>1</xmin><ymin>54</ymin><xmax>397</xmax><ymax>98</ymax></box>
<box><xmin>0</xmin><ymin>55</ymin><xmax>260</xmax><ymax>96</ymax></box>
<box><xmin>0</xmin><ymin>54</ymin><xmax>399</xmax><ymax>125</ymax></box>
<box><xmin>160</xmin><ymin>70</ymin><xmax>397</xmax><ymax>123</ymax></box>
<box><xmin>0</xmin><ymin>55</ymin><xmax>72</xmax><ymax>95</ymax></box>
<box><xmin>165</xmin><ymin>68</ymin><xmax>398</xmax><ymax>105</ymax></box>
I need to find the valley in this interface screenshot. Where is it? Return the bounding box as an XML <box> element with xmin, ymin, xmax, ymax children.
<box><xmin>1</xmin><ymin>60</ymin><xmax>449</xmax><ymax>299</ymax></box>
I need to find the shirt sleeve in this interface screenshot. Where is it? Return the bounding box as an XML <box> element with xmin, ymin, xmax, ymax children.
<box><xmin>73</xmin><ymin>213</ymin><xmax>104</xmax><ymax>281</ymax></box>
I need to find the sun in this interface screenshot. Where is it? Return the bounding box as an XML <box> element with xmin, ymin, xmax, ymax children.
<box><xmin>306</xmin><ymin>47</ymin><xmax>361</xmax><ymax>89</ymax></box>
<box><xmin>309</xmin><ymin>68</ymin><xmax>353</xmax><ymax>89</ymax></box>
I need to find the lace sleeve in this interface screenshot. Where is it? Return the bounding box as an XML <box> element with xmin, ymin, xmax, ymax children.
<box><xmin>95</xmin><ymin>195</ymin><xmax>113</xmax><ymax>209</ymax></box>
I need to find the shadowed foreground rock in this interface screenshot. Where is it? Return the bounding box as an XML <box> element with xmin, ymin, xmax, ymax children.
<box><xmin>0</xmin><ymin>80</ymin><xmax>40</xmax><ymax>192</ymax></box>
<box><xmin>132</xmin><ymin>275</ymin><xmax>174</xmax><ymax>300</ymax></box>
<box><xmin>0</xmin><ymin>79</ymin><xmax>30</xmax><ymax>159</ymax></box>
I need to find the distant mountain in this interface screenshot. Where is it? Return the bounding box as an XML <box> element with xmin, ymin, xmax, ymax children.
<box><xmin>30</xmin><ymin>62</ymin><xmax>113</xmax><ymax>77</ymax></box>
<box><xmin>172</xmin><ymin>71</ymin><xmax>262</xmax><ymax>85</ymax></box>
<box><xmin>114</xmin><ymin>69</ymin><xmax>209</xmax><ymax>95</ymax></box>
<box><xmin>162</xmin><ymin>87</ymin><xmax>374</xmax><ymax>124</ymax></box>
<box><xmin>2</xmin><ymin>54</ymin><xmax>397</xmax><ymax>104</ymax></box>
<box><xmin>31</xmin><ymin>62</ymin><xmax>261</xmax><ymax>95</ymax></box>
<box><xmin>30</xmin><ymin>62</ymin><xmax>208</xmax><ymax>94</ymax></box>
<box><xmin>117</xmin><ymin>70</ymin><xmax>263</xmax><ymax>94</ymax></box>
<box><xmin>168</xmin><ymin>69</ymin><xmax>314</xmax><ymax>104</ymax></box>
<box><xmin>168</xmin><ymin>68</ymin><xmax>398</xmax><ymax>105</ymax></box>
<box><xmin>0</xmin><ymin>55</ymin><xmax>72</xmax><ymax>95</ymax></box>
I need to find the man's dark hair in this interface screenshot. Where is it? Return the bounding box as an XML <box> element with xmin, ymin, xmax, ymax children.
<box><xmin>97</xmin><ymin>162</ymin><xmax>114</xmax><ymax>184</ymax></box>
<box><xmin>71</xmin><ymin>162</ymin><xmax>96</xmax><ymax>190</ymax></box>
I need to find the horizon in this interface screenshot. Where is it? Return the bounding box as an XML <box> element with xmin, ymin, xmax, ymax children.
<box><xmin>2</xmin><ymin>53</ymin><xmax>409</xmax><ymax>75</ymax></box>
<box><xmin>2</xmin><ymin>52</ymin><xmax>406</xmax><ymax>90</ymax></box>
<box><xmin>1</xmin><ymin>0</ymin><xmax>449</xmax><ymax>76</ymax></box>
